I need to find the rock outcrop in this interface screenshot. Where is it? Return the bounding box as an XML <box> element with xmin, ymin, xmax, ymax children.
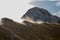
<box><xmin>1</xmin><ymin>18</ymin><xmax>13</xmax><ymax>23</ymax></box>
<box><xmin>53</xmin><ymin>16</ymin><xmax>60</xmax><ymax>23</ymax></box>
<box><xmin>0</xmin><ymin>18</ymin><xmax>14</xmax><ymax>25</ymax></box>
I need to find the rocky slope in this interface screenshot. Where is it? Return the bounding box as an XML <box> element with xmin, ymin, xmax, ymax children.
<box><xmin>21</xmin><ymin>7</ymin><xmax>60</xmax><ymax>23</ymax></box>
<box><xmin>53</xmin><ymin>16</ymin><xmax>60</xmax><ymax>23</ymax></box>
<box><xmin>0</xmin><ymin>18</ymin><xmax>60</xmax><ymax>40</ymax></box>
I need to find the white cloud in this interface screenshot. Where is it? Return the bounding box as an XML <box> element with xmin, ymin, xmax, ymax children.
<box><xmin>54</xmin><ymin>11</ymin><xmax>60</xmax><ymax>17</ymax></box>
<box><xmin>56</xmin><ymin>1</ymin><xmax>60</xmax><ymax>6</ymax></box>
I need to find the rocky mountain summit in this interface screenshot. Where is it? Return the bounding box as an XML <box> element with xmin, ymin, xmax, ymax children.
<box><xmin>21</xmin><ymin>7</ymin><xmax>60</xmax><ymax>23</ymax></box>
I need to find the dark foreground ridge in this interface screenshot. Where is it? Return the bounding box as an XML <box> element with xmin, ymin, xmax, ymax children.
<box><xmin>0</xmin><ymin>18</ymin><xmax>60</xmax><ymax>40</ymax></box>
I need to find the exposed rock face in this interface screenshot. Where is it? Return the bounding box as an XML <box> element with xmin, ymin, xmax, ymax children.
<box><xmin>21</xmin><ymin>7</ymin><xmax>58</xmax><ymax>23</ymax></box>
<box><xmin>22</xmin><ymin>21</ymin><xmax>33</xmax><ymax>27</ymax></box>
<box><xmin>53</xmin><ymin>16</ymin><xmax>60</xmax><ymax>23</ymax></box>
<box><xmin>1</xmin><ymin>18</ymin><xmax>14</xmax><ymax>24</ymax></box>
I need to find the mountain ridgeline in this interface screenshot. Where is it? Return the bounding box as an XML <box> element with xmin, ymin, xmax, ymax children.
<box><xmin>0</xmin><ymin>7</ymin><xmax>60</xmax><ymax>40</ymax></box>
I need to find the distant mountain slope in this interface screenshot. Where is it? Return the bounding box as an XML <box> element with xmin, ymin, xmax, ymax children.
<box><xmin>53</xmin><ymin>16</ymin><xmax>60</xmax><ymax>23</ymax></box>
<box><xmin>21</xmin><ymin>7</ymin><xmax>60</xmax><ymax>23</ymax></box>
<box><xmin>0</xmin><ymin>18</ymin><xmax>60</xmax><ymax>40</ymax></box>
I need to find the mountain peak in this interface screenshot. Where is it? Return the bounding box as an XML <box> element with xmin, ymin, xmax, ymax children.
<box><xmin>21</xmin><ymin>7</ymin><xmax>58</xmax><ymax>23</ymax></box>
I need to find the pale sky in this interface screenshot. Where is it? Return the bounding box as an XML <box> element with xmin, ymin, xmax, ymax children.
<box><xmin>0</xmin><ymin>0</ymin><xmax>34</xmax><ymax>23</ymax></box>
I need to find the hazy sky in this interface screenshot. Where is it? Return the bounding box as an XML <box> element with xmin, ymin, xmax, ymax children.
<box><xmin>0</xmin><ymin>0</ymin><xmax>34</xmax><ymax>22</ymax></box>
<box><xmin>31</xmin><ymin>0</ymin><xmax>60</xmax><ymax>17</ymax></box>
<box><xmin>31</xmin><ymin>1</ymin><xmax>60</xmax><ymax>15</ymax></box>
<box><xmin>0</xmin><ymin>0</ymin><xmax>60</xmax><ymax>23</ymax></box>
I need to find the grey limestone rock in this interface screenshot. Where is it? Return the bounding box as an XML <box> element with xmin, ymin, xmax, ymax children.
<box><xmin>22</xmin><ymin>7</ymin><xmax>58</xmax><ymax>23</ymax></box>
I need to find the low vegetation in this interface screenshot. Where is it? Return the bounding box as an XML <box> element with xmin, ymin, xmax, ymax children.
<box><xmin>0</xmin><ymin>21</ymin><xmax>60</xmax><ymax>40</ymax></box>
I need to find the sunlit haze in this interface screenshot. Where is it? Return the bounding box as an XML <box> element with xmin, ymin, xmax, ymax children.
<box><xmin>0</xmin><ymin>0</ymin><xmax>34</xmax><ymax>23</ymax></box>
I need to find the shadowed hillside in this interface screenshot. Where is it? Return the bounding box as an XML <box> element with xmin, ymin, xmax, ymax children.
<box><xmin>0</xmin><ymin>18</ymin><xmax>60</xmax><ymax>40</ymax></box>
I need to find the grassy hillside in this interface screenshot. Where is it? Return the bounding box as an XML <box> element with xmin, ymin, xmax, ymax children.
<box><xmin>0</xmin><ymin>21</ymin><xmax>60</xmax><ymax>40</ymax></box>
